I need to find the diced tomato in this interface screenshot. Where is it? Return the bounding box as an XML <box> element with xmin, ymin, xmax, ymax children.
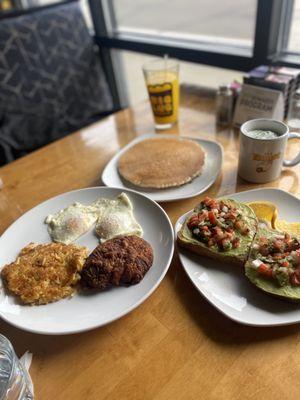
<box><xmin>208</xmin><ymin>211</ymin><xmax>217</xmax><ymax>225</ymax></box>
<box><xmin>188</xmin><ymin>219</ymin><xmax>198</xmax><ymax>227</ymax></box>
<box><xmin>259</xmin><ymin>236</ymin><xmax>267</xmax><ymax>245</ymax></box>
<box><xmin>198</xmin><ymin>211</ymin><xmax>208</xmax><ymax>221</ymax></box>
<box><xmin>258</xmin><ymin>263</ymin><xmax>273</xmax><ymax>279</ymax></box>
<box><xmin>234</xmin><ymin>220</ymin><xmax>244</xmax><ymax>230</ymax></box>
<box><xmin>259</xmin><ymin>245</ymin><xmax>269</xmax><ymax>256</ymax></box>
<box><xmin>225</xmin><ymin>231</ymin><xmax>234</xmax><ymax>239</ymax></box>
<box><xmin>226</xmin><ymin>227</ymin><xmax>234</xmax><ymax>233</ymax></box>
<box><xmin>212</xmin><ymin>226</ymin><xmax>222</xmax><ymax>234</ymax></box>
<box><xmin>202</xmin><ymin>225</ymin><xmax>209</xmax><ymax>232</ymax></box>
<box><xmin>203</xmin><ymin>196</ymin><xmax>218</xmax><ymax>209</ymax></box>
<box><xmin>232</xmin><ymin>238</ymin><xmax>240</xmax><ymax>248</ymax></box>
<box><xmin>225</xmin><ymin>212</ymin><xmax>236</xmax><ymax>220</ymax></box>
<box><xmin>188</xmin><ymin>217</ymin><xmax>199</xmax><ymax>229</ymax></box>
<box><xmin>282</xmin><ymin>261</ymin><xmax>289</xmax><ymax>268</ymax></box>
<box><xmin>214</xmin><ymin>229</ymin><xmax>224</xmax><ymax>241</ymax></box>
<box><xmin>290</xmin><ymin>273</ymin><xmax>300</xmax><ymax>286</ymax></box>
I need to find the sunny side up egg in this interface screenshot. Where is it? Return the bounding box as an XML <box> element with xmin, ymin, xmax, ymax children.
<box><xmin>45</xmin><ymin>203</ymin><xmax>97</xmax><ymax>244</ymax></box>
<box><xmin>45</xmin><ymin>193</ymin><xmax>143</xmax><ymax>244</ymax></box>
<box><xmin>93</xmin><ymin>193</ymin><xmax>143</xmax><ymax>242</ymax></box>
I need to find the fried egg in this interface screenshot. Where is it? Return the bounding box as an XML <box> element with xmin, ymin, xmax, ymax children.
<box><xmin>93</xmin><ymin>193</ymin><xmax>143</xmax><ymax>242</ymax></box>
<box><xmin>45</xmin><ymin>202</ymin><xmax>97</xmax><ymax>244</ymax></box>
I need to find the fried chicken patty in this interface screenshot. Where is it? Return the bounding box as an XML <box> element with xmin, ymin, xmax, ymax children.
<box><xmin>81</xmin><ymin>235</ymin><xmax>153</xmax><ymax>289</ymax></box>
<box><xmin>1</xmin><ymin>242</ymin><xmax>88</xmax><ymax>305</ymax></box>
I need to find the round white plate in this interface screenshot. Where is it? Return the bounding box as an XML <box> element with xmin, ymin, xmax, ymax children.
<box><xmin>0</xmin><ymin>187</ymin><xmax>174</xmax><ymax>335</ymax></box>
<box><xmin>175</xmin><ymin>188</ymin><xmax>300</xmax><ymax>327</ymax></box>
<box><xmin>101</xmin><ymin>133</ymin><xmax>223</xmax><ymax>203</ymax></box>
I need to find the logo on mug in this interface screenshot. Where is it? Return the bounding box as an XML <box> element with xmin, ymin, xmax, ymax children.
<box><xmin>252</xmin><ymin>152</ymin><xmax>281</xmax><ymax>173</ymax></box>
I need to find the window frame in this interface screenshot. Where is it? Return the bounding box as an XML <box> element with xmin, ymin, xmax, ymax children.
<box><xmin>89</xmin><ymin>0</ymin><xmax>300</xmax><ymax>108</ymax></box>
<box><xmin>91</xmin><ymin>0</ymin><xmax>300</xmax><ymax>69</ymax></box>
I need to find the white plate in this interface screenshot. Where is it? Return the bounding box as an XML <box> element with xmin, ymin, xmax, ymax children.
<box><xmin>101</xmin><ymin>133</ymin><xmax>223</xmax><ymax>203</ymax></box>
<box><xmin>0</xmin><ymin>187</ymin><xmax>174</xmax><ymax>335</ymax></box>
<box><xmin>175</xmin><ymin>188</ymin><xmax>300</xmax><ymax>327</ymax></box>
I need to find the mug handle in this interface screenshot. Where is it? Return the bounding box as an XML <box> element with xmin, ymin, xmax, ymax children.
<box><xmin>283</xmin><ymin>132</ymin><xmax>300</xmax><ymax>167</ymax></box>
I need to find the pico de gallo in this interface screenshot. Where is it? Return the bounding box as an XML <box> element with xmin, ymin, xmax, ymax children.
<box><xmin>187</xmin><ymin>196</ymin><xmax>251</xmax><ymax>251</ymax></box>
<box><xmin>250</xmin><ymin>232</ymin><xmax>300</xmax><ymax>287</ymax></box>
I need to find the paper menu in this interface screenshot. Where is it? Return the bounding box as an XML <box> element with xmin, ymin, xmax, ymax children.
<box><xmin>233</xmin><ymin>84</ymin><xmax>284</xmax><ymax>127</ymax></box>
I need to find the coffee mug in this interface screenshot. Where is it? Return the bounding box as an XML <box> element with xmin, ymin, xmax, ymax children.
<box><xmin>238</xmin><ymin>118</ymin><xmax>300</xmax><ymax>183</ymax></box>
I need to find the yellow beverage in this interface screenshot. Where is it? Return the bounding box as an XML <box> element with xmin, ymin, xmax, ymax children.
<box><xmin>146</xmin><ymin>72</ymin><xmax>179</xmax><ymax>126</ymax></box>
<box><xmin>143</xmin><ymin>59</ymin><xmax>179</xmax><ymax>129</ymax></box>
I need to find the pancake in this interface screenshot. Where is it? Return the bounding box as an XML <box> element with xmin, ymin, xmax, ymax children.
<box><xmin>118</xmin><ymin>137</ymin><xmax>205</xmax><ymax>189</ymax></box>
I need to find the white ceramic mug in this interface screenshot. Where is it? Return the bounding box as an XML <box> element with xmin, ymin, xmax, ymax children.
<box><xmin>238</xmin><ymin>118</ymin><xmax>300</xmax><ymax>183</ymax></box>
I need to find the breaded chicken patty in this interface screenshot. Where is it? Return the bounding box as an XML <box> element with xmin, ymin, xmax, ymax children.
<box><xmin>1</xmin><ymin>242</ymin><xmax>88</xmax><ymax>305</ymax></box>
<box><xmin>81</xmin><ymin>235</ymin><xmax>153</xmax><ymax>289</ymax></box>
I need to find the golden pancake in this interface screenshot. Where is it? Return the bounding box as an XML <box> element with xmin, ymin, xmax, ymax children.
<box><xmin>118</xmin><ymin>137</ymin><xmax>205</xmax><ymax>188</ymax></box>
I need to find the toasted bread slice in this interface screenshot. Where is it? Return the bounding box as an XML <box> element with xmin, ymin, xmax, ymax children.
<box><xmin>177</xmin><ymin>199</ymin><xmax>257</xmax><ymax>267</ymax></box>
<box><xmin>245</xmin><ymin>226</ymin><xmax>300</xmax><ymax>302</ymax></box>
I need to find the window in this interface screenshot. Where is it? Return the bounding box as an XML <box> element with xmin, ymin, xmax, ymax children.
<box><xmin>287</xmin><ymin>0</ymin><xmax>300</xmax><ymax>53</ymax></box>
<box><xmin>89</xmin><ymin>0</ymin><xmax>300</xmax><ymax>108</ymax></box>
<box><xmin>112</xmin><ymin>0</ymin><xmax>257</xmax><ymax>49</ymax></box>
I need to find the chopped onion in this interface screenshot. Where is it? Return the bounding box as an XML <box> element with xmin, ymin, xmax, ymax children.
<box><xmin>252</xmin><ymin>243</ymin><xmax>259</xmax><ymax>249</ymax></box>
<box><xmin>222</xmin><ymin>206</ymin><xmax>229</xmax><ymax>212</ymax></box>
<box><xmin>252</xmin><ymin>259</ymin><xmax>263</xmax><ymax>268</ymax></box>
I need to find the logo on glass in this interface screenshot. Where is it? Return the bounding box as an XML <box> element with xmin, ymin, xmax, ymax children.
<box><xmin>148</xmin><ymin>83</ymin><xmax>173</xmax><ymax>117</ymax></box>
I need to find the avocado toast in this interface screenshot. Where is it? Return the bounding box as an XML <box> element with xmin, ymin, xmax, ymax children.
<box><xmin>177</xmin><ymin>196</ymin><xmax>258</xmax><ymax>267</ymax></box>
<box><xmin>245</xmin><ymin>226</ymin><xmax>300</xmax><ymax>301</ymax></box>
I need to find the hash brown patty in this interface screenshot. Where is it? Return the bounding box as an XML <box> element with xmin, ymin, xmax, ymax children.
<box><xmin>1</xmin><ymin>242</ymin><xmax>88</xmax><ymax>305</ymax></box>
<box><xmin>81</xmin><ymin>235</ymin><xmax>153</xmax><ymax>289</ymax></box>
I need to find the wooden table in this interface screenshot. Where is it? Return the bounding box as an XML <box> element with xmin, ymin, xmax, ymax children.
<box><xmin>1</xmin><ymin>86</ymin><xmax>300</xmax><ymax>400</ymax></box>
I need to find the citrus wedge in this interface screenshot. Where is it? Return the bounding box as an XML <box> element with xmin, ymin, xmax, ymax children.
<box><xmin>245</xmin><ymin>201</ymin><xmax>278</xmax><ymax>229</ymax></box>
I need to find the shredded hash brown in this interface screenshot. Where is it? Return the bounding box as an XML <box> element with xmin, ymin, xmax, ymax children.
<box><xmin>1</xmin><ymin>242</ymin><xmax>88</xmax><ymax>305</ymax></box>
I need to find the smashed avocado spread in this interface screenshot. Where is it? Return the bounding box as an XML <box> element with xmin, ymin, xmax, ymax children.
<box><xmin>187</xmin><ymin>196</ymin><xmax>251</xmax><ymax>252</ymax></box>
<box><xmin>249</xmin><ymin>232</ymin><xmax>300</xmax><ymax>287</ymax></box>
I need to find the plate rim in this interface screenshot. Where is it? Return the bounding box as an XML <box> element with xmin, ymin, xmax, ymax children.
<box><xmin>174</xmin><ymin>187</ymin><xmax>300</xmax><ymax>327</ymax></box>
<box><xmin>0</xmin><ymin>186</ymin><xmax>175</xmax><ymax>335</ymax></box>
<box><xmin>101</xmin><ymin>133</ymin><xmax>223</xmax><ymax>203</ymax></box>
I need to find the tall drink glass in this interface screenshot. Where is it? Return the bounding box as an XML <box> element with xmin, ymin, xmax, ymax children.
<box><xmin>143</xmin><ymin>58</ymin><xmax>179</xmax><ymax>130</ymax></box>
<box><xmin>0</xmin><ymin>334</ymin><xmax>33</xmax><ymax>400</ymax></box>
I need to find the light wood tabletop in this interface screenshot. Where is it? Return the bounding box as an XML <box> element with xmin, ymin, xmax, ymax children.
<box><xmin>0</xmin><ymin>85</ymin><xmax>300</xmax><ymax>400</ymax></box>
